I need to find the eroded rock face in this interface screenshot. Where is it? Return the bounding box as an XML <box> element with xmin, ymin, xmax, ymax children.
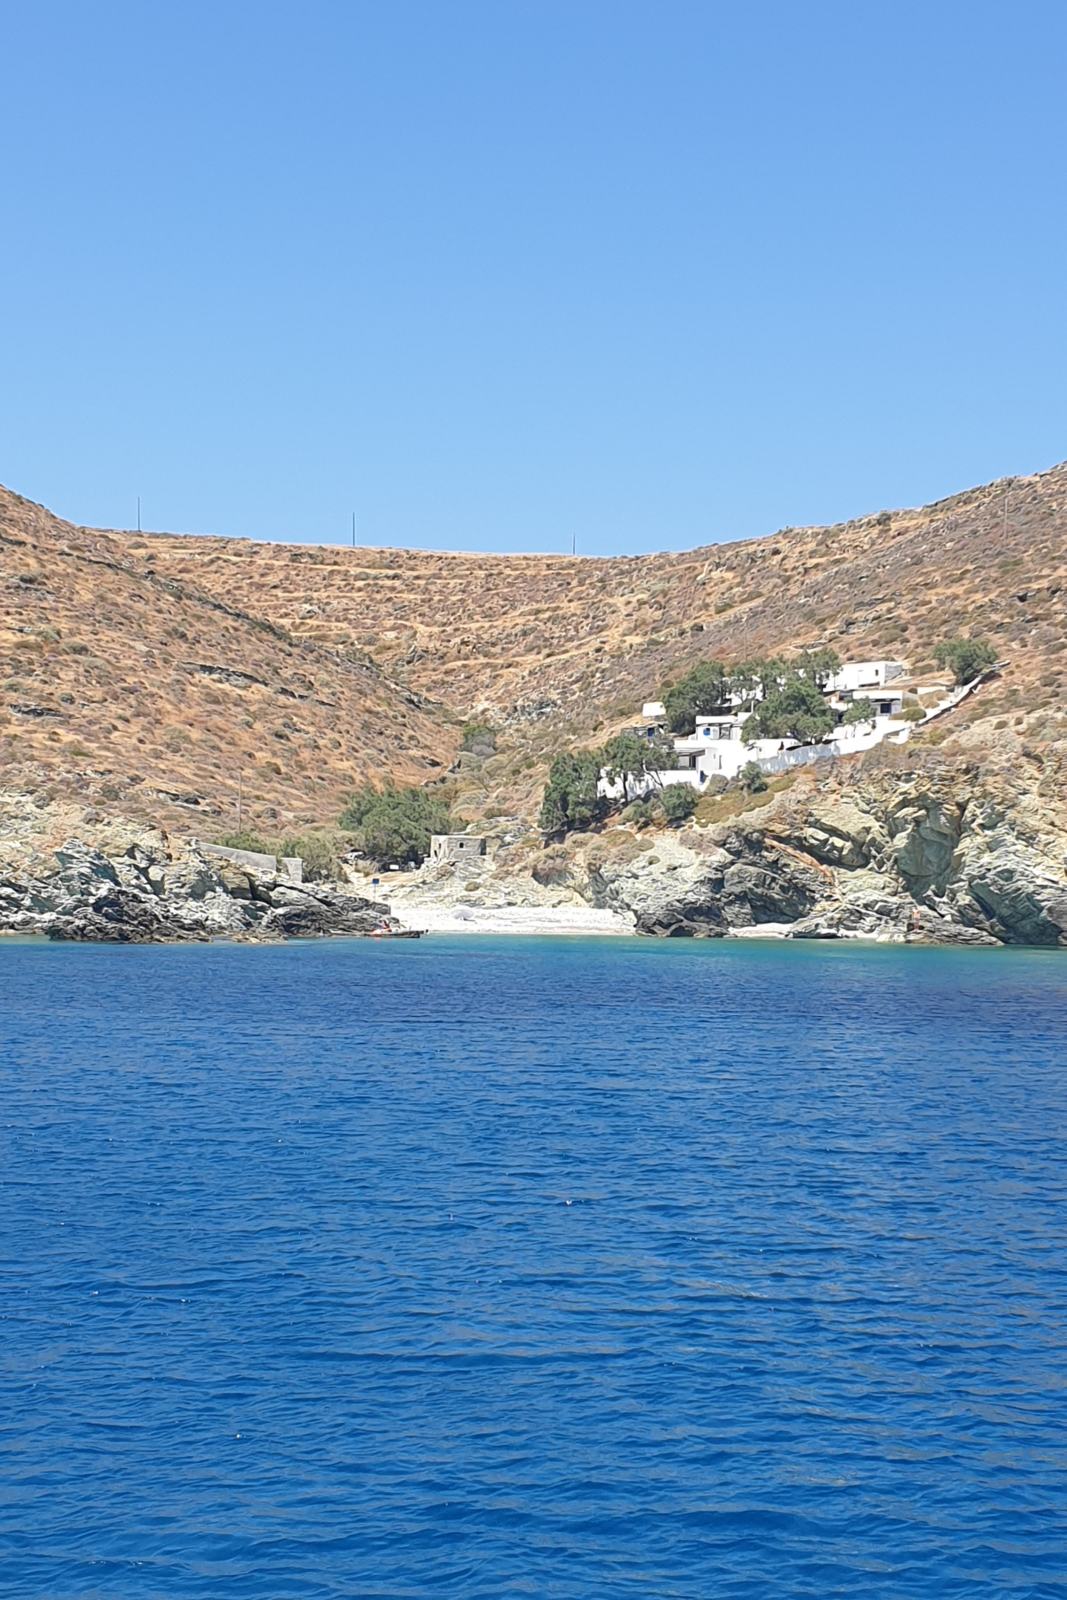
<box><xmin>263</xmin><ymin>889</ymin><xmax>399</xmax><ymax>939</ymax></box>
<box><xmin>0</xmin><ymin>839</ymin><xmax>411</xmax><ymax>944</ymax></box>
<box><xmin>587</xmin><ymin>830</ymin><xmax>828</xmax><ymax>937</ymax></box>
<box><xmin>566</xmin><ymin>761</ymin><xmax>1067</xmax><ymax>947</ymax></box>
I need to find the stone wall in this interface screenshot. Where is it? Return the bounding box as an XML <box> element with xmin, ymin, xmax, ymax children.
<box><xmin>196</xmin><ymin>841</ymin><xmax>303</xmax><ymax>884</ymax></box>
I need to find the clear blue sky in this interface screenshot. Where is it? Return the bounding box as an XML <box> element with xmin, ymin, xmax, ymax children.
<box><xmin>4</xmin><ymin>0</ymin><xmax>1066</xmax><ymax>553</ymax></box>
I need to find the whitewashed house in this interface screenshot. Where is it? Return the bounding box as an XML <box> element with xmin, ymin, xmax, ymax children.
<box><xmin>671</xmin><ymin>715</ymin><xmax>798</xmax><ymax>781</ymax></box>
<box><xmin>824</xmin><ymin>660</ymin><xmax>906</xmax><ymax>695</ymax></box>
<box><xmin>599</xmin><ymin>658</ymin><xmax>917</xmax><ymax>803</ymax></box>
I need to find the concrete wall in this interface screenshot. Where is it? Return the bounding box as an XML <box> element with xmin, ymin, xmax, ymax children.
<box><xmin>197</xmin><ymin>841</ymin><xmax>303</xmax><ymax>883</ymax></box>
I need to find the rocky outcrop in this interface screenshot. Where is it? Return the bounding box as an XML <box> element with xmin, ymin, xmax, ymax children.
<box><xmin>561</xmin><ymin>752</ymin><xmax>1067</xmax><ymax>947</ymax></box>
<box><xmin>584</xmin><ymin>831</ymin><xmax>829</xmax><ymax>936</ymax></box>
<box><xmin>0</xmin><ymin>839</ymin><xmax>411</xmax><ymax>944</ymax></box>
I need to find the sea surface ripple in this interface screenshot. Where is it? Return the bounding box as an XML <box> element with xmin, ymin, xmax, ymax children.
<box><xmin>1</xmin><ymin>936</ymin><xmax>1065</xmax><ymax>1597</ymax></box>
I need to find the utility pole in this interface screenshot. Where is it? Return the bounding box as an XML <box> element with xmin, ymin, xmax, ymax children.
<box><xmin>571</xmin><ymin>532</ymin><xmax>576</xmax><ymax>556</ymax></box>
<box><xmin>137</xmin><ymin>495</ymin><xmax>141</xmax><ymax>533</ymax></box>
<box><xmin>352</xmin><ymin>512</ymin><xmax>357</xmax><ymax>548</ymax></box>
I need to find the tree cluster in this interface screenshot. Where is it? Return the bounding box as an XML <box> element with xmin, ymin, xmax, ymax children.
<box><xmin>661</xmin><ymin>650</ymin><xmax>841</xmax><ymax>734</ymax></box>
<box><xmin>741</xmin><ymin>676</ymin><xmax>835</xmax><ymax>745</ymax></box>
<box><xmin>339</xmin><ymin>783</ymin><xmax>454</xmax><ymax>867</ymax></box>
<box><xmin>538</xmin><ymin>752</ymin><xmax>603</xmax><ymax>836</ymax></box>
<box><xmin>538</xmin><ymin>729</ymin><xmax>680</xmax><ymax>837</ymax></box>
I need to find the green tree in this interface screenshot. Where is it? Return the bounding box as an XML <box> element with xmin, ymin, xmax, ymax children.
<box><xmin>600</xmin><ymin>730</ymin><xmax>674</xmax><ymax>800</ymax></box>
<box><xmin>539</xmin><ymin>752</ymin><xmax>603</xmax><ymax>837</ymax></box>
<box><xmin>339</xmin><ymin>783</ymin><xmax>453</xmax><ymax>866</ymax></box>
<box><xmin>660</xmin><ymin>784</ymin><xmax>698</xmax><ymax>824</ymax></box>
<box><xmin>743</xmin><ymin>673</ymin><xmax>834</xmax><ymax>745</ymax></box>
<box><xmin>662</xmin><ymin>661</ymin><xmax>730</xmax><ymax>733</ymax></box>
<box><xmin>842</xmin><ymin>696</ymin><xmax>876</xmax><ymax>725</ymax></box>
<box><xmin>738</xmin><ymin>760</ymin><xmax>769</xmax><ymax>794</ymax></box>
<box><xmin>754</xmin><ymin>656</ymin><xmax>788</xmax><ymax>700</ymax></box>
<box><xmin>277</xmin><ymin>832</ymin><xmax>345</xmax><ymax>882</ymax></box>
<box><xmin>726</xmin><ymin>660</ymin><xmax>763</xmax><ymax>711</ymax></box>
<box><xmin>933</xmin><ymin>638</ymin><xmax>997</xmax><ymax>686</ymax></box>
<box><xmin>795</xmin><ymin>647</ymin><xmax>841</xmax><ymax>689</ymax></box>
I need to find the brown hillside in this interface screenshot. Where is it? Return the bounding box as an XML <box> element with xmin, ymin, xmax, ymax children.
<box><xmin>141</xmin><ymin>463</ymin><xmax>1067</xmax><ymax>721</ymax></box>
<box><xmin>0</xmin><ymin>487</ymin><xmax>454</xmax><ymax>836</ymax></box>
<box><xmin>137</xmin><ymin>462</ymin><xmax>1067</xmax><ymax>815</ymax></box>
<box><xmin>2</xmin><ymin>462</ymin><xmax>1065</xmax><ymax>832</ymax></box>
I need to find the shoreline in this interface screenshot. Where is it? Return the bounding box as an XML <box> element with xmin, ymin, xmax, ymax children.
<box><xmin>388</xmin><ymin>900</ymin><xmax>635</xmax><ymax>937</ymax></box>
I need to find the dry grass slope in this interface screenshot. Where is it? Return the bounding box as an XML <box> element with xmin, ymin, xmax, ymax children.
<box><xmin>0</xmin><ymin>487</ymin><xmax>455</xmax><ymax>836</ymax></box>
<box><xmin>137</xmin><ymin>462</ymin><xmax>1067</xmax><ymax>816</ymax></box>
<box><xmin>2</xmin><ymin>462</ymin><xmax>1065</xmax><ymax>832</ymax></box>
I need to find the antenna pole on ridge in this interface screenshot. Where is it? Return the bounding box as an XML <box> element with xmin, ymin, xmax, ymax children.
<box><xmin>352</xmin><ymin>512</ymin><xmax>356</xmax><ymax>548</ymax></box>
<box><xmin>137</xmin><ymin>495</ymin><xmax>141</xmax><ymax>533</ymax></box>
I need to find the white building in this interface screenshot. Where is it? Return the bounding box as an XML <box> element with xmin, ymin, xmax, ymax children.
<box><xmin>599</xmin><ymin>658</ymin><xmax>915</xmax><ymax>803</ymax></box>
<box><xmin>828</xmin><ymin>684</ymin><xmax>905</xmax><ymax>719</ymax></box>
<box><xmin>429</xmin><ymin>834</ymin><xmax>486</xmax><ymax>863</ymax></box>
<box><xmin>825</xmin><ymin>660</ymin><xmax>906</xmax><ymax>695</ymax></box>
<box><xmin>671</xmin><ymin>714</ymin><xmax>798</xmax><ymax>781</ymax></box>
<box><xmin>599</xmin><ymin>712</ymin><xmax>797</xmax><ymax>799</ymax></box>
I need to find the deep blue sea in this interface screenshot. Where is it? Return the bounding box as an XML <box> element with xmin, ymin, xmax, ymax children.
<box><xmin>1</xmin><ymin>936</ymin><xmax>1066</xmax><ymax>1598</ymax></box>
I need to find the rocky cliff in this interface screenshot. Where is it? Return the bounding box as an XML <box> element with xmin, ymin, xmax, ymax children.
<box><xmin>536</xmin><ymin>741</ymin><xmax>1067</xmax><ymax>946</ymax></box>
<box><xmin>0</xmin><ymin>836</ymin><xmax>412</xmax><ymax>943</ymax></box>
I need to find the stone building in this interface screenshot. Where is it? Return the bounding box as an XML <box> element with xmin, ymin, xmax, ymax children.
<box><xmin>429</xmin><ymin>834</ymin><xmax>486</xmax><ymax>864</ymax></box>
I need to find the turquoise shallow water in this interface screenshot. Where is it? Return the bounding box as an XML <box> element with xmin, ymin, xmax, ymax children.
<box><xmin>1</xmin><ymin>935</ymin><xmax>1066</xmax><ymax>1597</ymax></box>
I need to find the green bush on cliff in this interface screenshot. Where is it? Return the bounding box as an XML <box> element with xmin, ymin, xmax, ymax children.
<box><xmin>933</xmin><ymin>638</ymin><xmax>998</xmax><ymax>685</ymax></box>
<box><xmin>215</xmin><ymin>830</ymin><xmax>274</xmax><ymax>854</ymax></box>
<box><xmin>622</xmin><ymin>798</ymin><xmax>656</xmax><ymax>829</ymax></box>
<box><xmin>738</xmin><ymin>761</ymin><xmax>768</xmax><ymax>794</ymax></box>
<box><xmin>660</xmin><ymin>784</ymin><xmax>698</xmax><ymax>824</ymax></box>
<box><xmin>276</xmin><ymin>832</ymin><xmax>345</xmax><ymax>882</ymax></box>
<box><xmin>460</xmin><ymin>720</ymin><xmax>497</xmax><ymax>755</ymax></box>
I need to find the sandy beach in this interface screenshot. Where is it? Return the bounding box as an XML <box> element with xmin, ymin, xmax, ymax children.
<box><xmin>388</xmin><ymin>899</ymin><xmax>634</xmax><ymax>937</ymax></box>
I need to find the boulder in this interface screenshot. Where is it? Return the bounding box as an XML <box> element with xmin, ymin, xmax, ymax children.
<box><xmin>263</xmin><ymin>888</ymin><xmax>404</xmax><ymax>939</ymax></box>
<box><xmin>45</xmin><ymin>886</ymin><xmax>191</xmax><ymax>943</ymax></box>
